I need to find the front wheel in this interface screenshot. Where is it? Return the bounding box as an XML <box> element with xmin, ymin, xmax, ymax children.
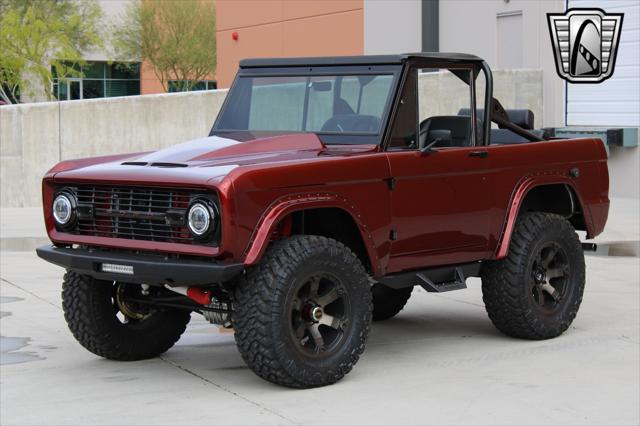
<box><xmin>62</xmin><ymin>272</ymin><xmax>191</xmax><ymax>360</ymax></box>
<box><xmin>233</xmin><ymin>235</ymin><xmax>372</xmax><ymax>388</ymax></box>
<box><xmin>481</xmin><ymin>212</ymin><xmax>586</xmax><ymax>340</ymax></box>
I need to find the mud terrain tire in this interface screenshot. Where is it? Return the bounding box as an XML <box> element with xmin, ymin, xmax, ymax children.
<box><xmin>481</xmin><ymin>212</ymin><xmax>585</xmax><ymax>340</ymax></box>
<box><xmin>233</xmin><ymin>235</ymin><xmax>372</xmax><ymax>388</ymax></box>
<box><xmin>62</xmin><ymin>272</ymin><xmax>191</xmax><ymax>360</ymax></box>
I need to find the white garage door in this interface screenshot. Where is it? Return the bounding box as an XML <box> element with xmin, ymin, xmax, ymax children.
<box><xmin>566</xmin><ymin>0</ymin><xmax>639</xmax><ymax>126</ymax></box>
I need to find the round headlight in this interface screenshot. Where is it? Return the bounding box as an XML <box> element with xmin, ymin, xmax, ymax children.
<box><xmin>53</xmin><ymin>194</ymin><xmax>73</xmax><ymax>225</ymax></box>
<box><xmin>187</xmin><ymin>202</ymin><xmax>213</xmax><ymax>237</ymax></box>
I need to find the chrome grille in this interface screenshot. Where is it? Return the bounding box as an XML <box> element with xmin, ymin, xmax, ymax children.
<box><xmin>70</xmin><ymin>186</ymin><xmax>202</xmax><ymax>244</ymax></box>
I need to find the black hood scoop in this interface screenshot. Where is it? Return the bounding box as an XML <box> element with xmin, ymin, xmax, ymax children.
<box><xmin>149</xmin><ymin>162</ymin><xmax>188</xmax><ymax>168</ymax></box>
<box><xmin>121</xmin><ymin>161</ymin><xmax>188</xmax><ymax>168</ymax></box>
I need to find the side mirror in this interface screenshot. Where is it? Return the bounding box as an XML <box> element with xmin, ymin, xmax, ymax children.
<box><xmin>421</xmin><ymin>129</ymin><xmax>452</xmax><ymax>153</ymax></box>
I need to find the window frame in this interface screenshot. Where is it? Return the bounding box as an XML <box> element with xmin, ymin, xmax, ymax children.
<box><xmin>211</xmin><ymin>65</ymin><xmax>403</xmax><ymax>146</ymax></box>
<box><xmin>384</xmin><ymin>61</ymin><xmax>481</xmax><ymax>152</ymax></box>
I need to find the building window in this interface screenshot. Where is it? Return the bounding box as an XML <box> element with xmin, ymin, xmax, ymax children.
<box><xmin>168</xmin><ymin>80</ymin><xmax>217</xmax><ymax>92</ymax></box>
<box><xmin>52</xmin><ymin>61</ymin><xmax>140</xmax><ymax>100</ymax></box>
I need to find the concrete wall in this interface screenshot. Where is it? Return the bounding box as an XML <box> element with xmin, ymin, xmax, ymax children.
<box><xmin>0</xmin><ymin>90</ymin><xmax>227</xmax><ymax>208</ymax></box>
<box><xmin>608</xmin><ymin>146</ymin><xmax>640</xmax><ymax>198</ymax></box>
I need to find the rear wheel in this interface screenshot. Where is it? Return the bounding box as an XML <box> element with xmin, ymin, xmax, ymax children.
<box><xmin>371</xmin><ymin>284</ymin><xmax>413</xmax><ymax>321</ymax></box>
<box><xmin>233</xmin><ymin>235</ymin><xmax>372</xmax><ymax>388</ymax></box>
<box><xmin>481</xmin><ymin>212</ymin><xmax>585</xmax><ymax>340</ymax></box>
<box><xmin>62</xmin><ymin>272</ymin><xmax>191</xmax><ymax>360</ymax></box>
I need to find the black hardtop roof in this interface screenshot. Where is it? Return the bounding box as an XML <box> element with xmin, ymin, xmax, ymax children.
<box><xmin>239</xmin><ymin>52</ymin><xmax>485</xmax><ymax>68</ymax></box>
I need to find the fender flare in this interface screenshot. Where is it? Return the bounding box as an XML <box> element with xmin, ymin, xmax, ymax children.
<box><xmin>242</xmin><ymin>192</ymin><xmax>382</xmax><ymax>275</ymax></box>
<box><xmin>494</xmin><ymin>174</ymin><xmax>594</xmax><ymax>259</ymax></box>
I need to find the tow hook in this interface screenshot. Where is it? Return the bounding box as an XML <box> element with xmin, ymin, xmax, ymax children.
<box><xmin>164</xmin><ymin>285</ymin><xmax>211</xmax><ymax>305</ymax></box>
<box><xmin>581</xmin><ymin>243</ymin><xmax>598</xmax><ymax>252</ymax></box>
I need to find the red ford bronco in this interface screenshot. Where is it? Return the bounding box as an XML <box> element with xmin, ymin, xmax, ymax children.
<box><xmin>37</xmin><ymin>53</ymin><xmax>609</xmax><ymax>388</ymax></box>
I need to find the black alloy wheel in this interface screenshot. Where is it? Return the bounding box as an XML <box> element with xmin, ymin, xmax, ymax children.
<box><xmin>529</xmin><ymin>241</ymin><xmax>571</xmax><ymax>312</ymax></box>
<box><xmin>289</xmin><ymin>272</ymin><xmax>350</xmax><ymax>357</ymax></box>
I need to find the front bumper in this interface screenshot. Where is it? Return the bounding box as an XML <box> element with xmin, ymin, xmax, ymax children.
<box><xmin>36</xmin><ymin>245</ymin><xmax>244</xmax><ymax>286</ymax></box>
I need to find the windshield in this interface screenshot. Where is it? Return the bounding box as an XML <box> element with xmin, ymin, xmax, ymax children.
<box><xmin>213</xmin><ymin>73</ymin><xmax>396</xmax><ymax>143</ymax></box>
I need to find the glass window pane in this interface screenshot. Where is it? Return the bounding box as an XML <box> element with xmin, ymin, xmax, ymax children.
<box><xmin>83</xmin><ymin>62</ymin><xmax>104</xmax><ymax>79</ymax></box>
<box><xmin>191</xmin><ymin>81</ymin><xmax>207</xmax><ymax>91</ymax></box>
<box><xmin>339</xmin><ymin>77</ymin><xmax>360</xmax><ymax>112</ymax></box>
<box><xmin>69</xmin><ymin>80</ymin><xmax>81</xmax><ymax>100</ymax></box>
<box><xmin>306</xmin><ymin>77</ymin><xmax>335</xmax><ymax>131</ymax></box>
<box><xmin>388</xmin><ymin>69</ymin><xmax>418</xmax><ymax>149</ymax></box>
<box><xmin>168</xmin><ymin>80</ymin><xmax>190</xmax><ymax>92</ymax></box>
<box><xmin>248</xmin><ymin>76</ymin><xmax>306</xmax><ymax>131</ymax></box>
<box><xmin>83</xmin><ymin>79</ymin><xmax>104</xmax><ymax>99</ymax></box>
<box><xmin>360</xmin><ymin>75</ymin><xmax>394</xmax><ymax>118</ymax></box>
<box><xmin>417</xmin><ymin>68</ymin><xmax>473</xmax><ymax>147</ymax></box>
<box><xmin>58</xmin><ymin>81</ymin><xmax>68</xmax><ymax>100</ymax></box>
<box><xmin>107</xmin><ymin>63</ymin><xmax>140</xmax><ymax>79</ymax></box>
<box><xmin>106</xmin><ymin>80</ymin><xmax>140</xmax><ymax>97</ymax></box>
<box><xmin>217</xmin><ymin>74</ymin><xmax>394</xmax><ymax>135</ymax></box>
<box><xmin>53</xmin><ymin>62</ymin><xmax>79</xmax><ymax>79</ymax></box>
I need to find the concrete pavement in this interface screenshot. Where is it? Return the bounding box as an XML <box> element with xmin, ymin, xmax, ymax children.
<box><xmin>1</xmin><ymin>249</ymin><xmax>639</xmax><ymax>425</ymax></box>
<box><xmin>1</xmin><ymin>197</ymin><xmax>639</xmax><ymax>425</ymax></box>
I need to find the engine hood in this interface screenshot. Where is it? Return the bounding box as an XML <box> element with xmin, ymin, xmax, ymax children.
<box><xmin>51</xmin><ymin>133</ymin><xmax>377</xmax><ymax>187</ymax></box>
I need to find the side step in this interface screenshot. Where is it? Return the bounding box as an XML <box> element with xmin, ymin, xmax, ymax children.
<box><xmin>417</xmin><ymin>268</ymin><xmax>467</xmax><ymax>293</ymax></box>
<box><xmin>377</xmin><ymin>262</ymin><xmax>480</xmax><ymax>292</ymax></box>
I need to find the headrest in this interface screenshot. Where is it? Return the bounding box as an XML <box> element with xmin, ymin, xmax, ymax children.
<box><xmin>458</xmin><ymin>108</ymin><xmax>535</xmax><ymax>129</ymax></box>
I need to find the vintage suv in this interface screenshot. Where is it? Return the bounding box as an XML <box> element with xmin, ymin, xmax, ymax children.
<box><xmin>37</xmin><ymin>53</ymin><xmax>609</xmax><ymax>388</ymax></box>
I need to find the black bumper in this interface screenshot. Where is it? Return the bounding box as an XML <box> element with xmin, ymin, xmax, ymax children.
<box><xmin>36</xmin><ymin>245</ymin><xmax>244</xmax><ymax>286</ymax></box>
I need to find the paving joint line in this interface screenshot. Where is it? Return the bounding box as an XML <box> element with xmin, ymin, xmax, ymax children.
<box><xmin>429</xmin><ymin>292</ymin><xmax>486</xmax><ymax>308</ymax></box>
<box><xmin>159</xmin><ymin>356</ymin><xmax>298</xmax><ymax>425</ymax></box>
<box><xmin>0</xmin><ymin>277</ymin><xmax>61</xmax><ymax>311</ymax></box>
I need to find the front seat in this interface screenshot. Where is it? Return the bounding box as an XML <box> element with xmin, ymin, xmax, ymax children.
<box><xmin>419</xmin><ymin>116</ymin><xmax>472</xmax><ymax>149</ymax></box>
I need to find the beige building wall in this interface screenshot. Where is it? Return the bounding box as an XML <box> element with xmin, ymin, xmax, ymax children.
<box><xmin>215</xmin><ymin>0</ymin><xmax>364</xmax><ymax>88</ymax></box>
<box><xmin>364</xmin><ymin>0</ymin><xmax>422</xmax><ymax>54</ymax></box>
<box><xmin>439</xmin><ymin>0</ymin><xmax>566</xmax><ymax>128</ymax></box>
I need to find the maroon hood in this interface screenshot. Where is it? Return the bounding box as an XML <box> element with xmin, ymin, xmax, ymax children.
<box><xmin>134</xmin><ymin>133</ymin><xmax>326</xmax><ymax>166</ymax></box>
<box><xmin>51</xmin><ymin>133</ymin><xmax>377</xmax><ymax>186</ymax></box>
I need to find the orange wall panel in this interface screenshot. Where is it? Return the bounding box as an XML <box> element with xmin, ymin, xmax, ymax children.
<box><xmin>217</xmin><ymin>0</ymin><xmax>362</xmax><ymax>31</ymax></box>
<box><xmin>140</xmin><ymin>61</ymin><xmax>165</xmax><ymax>95</ymax></box>
<box><xmin>216</xmin><ymin>0</ymin><xmax>364</xmax><ymax>87</ymax></box>
<box><xmin>217</xmin><ymin>0</ymin><xmax>283</xmax><ymax>31</ymax></box>
<box><xmin>282</xmin><ymin>10</ymin><xmax>363</xmax><ymax>57</ymax></box>
<box><xmin>281</xmin><ymin>0</ymin><xmax>363</xmax><ymax>21</ymax></box>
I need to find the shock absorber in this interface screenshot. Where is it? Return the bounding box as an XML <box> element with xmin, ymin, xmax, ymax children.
<box><xmin>165</xmin><ymin>285</ymin><xmax>232</xmax><ymax>327</ymax></box>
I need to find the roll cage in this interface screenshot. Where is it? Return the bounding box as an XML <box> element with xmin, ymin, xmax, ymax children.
<box><xmin>212</xmin><ymin>53</ymin><xmax>544</xmax><ymax>147</ymax></box>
